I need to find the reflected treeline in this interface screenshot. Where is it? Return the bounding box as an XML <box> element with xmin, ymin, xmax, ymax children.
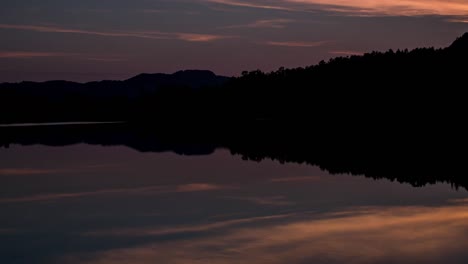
<box><xmin>1</xmin><ymin>122</ymin><xmax>466</xmax><ymax>190</ymax></box>
<box><xmin>0</xmin><ymin>123</ymin><xmax>217</xmax><ymax>156</ymax></box>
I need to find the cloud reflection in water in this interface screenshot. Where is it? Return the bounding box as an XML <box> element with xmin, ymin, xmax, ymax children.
<box><xmin>65</xmin><ymin>202</ymin><xmax>468</xmax><ymax>264</ymax></box>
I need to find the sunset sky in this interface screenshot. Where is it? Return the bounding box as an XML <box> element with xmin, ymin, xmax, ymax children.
<box><xmin>1</xmin><ymin>0</ymin><xmax>467</xmax><ymax>82</ymax></box>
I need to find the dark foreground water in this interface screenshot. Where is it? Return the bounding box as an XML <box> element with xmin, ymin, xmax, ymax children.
<box><xmin>2</xmin><ymin>143</ymin><xmax>468</xmax><ymax>264</ymax></box>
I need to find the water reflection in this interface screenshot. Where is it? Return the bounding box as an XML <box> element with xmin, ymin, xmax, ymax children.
<box><xmin>1</xmin><ymin>123</ymin><xmax>466</xmax><ymax>189</ymax></box>
<box><xmin>1</xmin><ymin>140</ymin><xmax>468</xmax><ymax>263</ymax></box>
<box><xmin>72</xmin><ymin>204</ymin><xmax>468</xmax><ymax>264</ymax></box>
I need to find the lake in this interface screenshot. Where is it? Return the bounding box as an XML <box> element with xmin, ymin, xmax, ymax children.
<box><xmin>1</xmin><ymin>126</ymin><xmax>468</xmax><ymax>264</ymax></box>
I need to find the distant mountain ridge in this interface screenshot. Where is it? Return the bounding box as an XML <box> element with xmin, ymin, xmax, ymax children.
<box><xmin>0</xmin><ymin>70</ymin><xmax>229</xmax><ymax>99</ymax></box>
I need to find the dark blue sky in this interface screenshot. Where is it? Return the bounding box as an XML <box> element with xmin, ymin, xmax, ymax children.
<box><xmin>1</xmin><ymin>0</ymin><xmax>467</xmax><ymax>82</ymax></box>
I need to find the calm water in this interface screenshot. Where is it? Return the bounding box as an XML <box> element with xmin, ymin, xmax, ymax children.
<box><xmin>2</xmin><ymin>143</ymin><xmax>468</xmax><ymax>264</ymax></box>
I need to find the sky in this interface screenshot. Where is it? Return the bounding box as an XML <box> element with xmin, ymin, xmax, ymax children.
<box><xmin>0</xmin><ymin>0</ymin><xmax>467</xmax><ymax>82</ymax></box>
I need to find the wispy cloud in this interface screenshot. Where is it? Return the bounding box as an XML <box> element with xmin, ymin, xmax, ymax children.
<box><xmin>0</xmin><ymin>51</ymin><xmax>125</xmax><ymax>61</ymax></box>
<box><xmin>84</xmin><ymin>214</ymin><xmax>292</xmax><ymax>237</ymax></box>
<box><xmin>204</xmin><ymin>0</ymin><xmax>297</xmax><ymax>11</ymax></box>
<box><xmin>71</xmin><ymin>203</ymin><xmax>468</xmax><ymax>264</ymax></box>
<box><xmin>265</xmin><ymin>40</ymin><xmax>327</xmax><ymax>47</ymax></box>
<box><xmin>446</xmin><ymin>18</ymin><xmax>468</xmax><ymax>23</ymax></box>
<box><xmin>175</xmin><ymin>33</ymin><xmax>228</xmax><ymax>42</ymax></box>
<box><xmin>288</xmin><ymin>0</ymin><xmax>468</xmax><ymax>16</ymax></box>
<box><xmin>139</xmin><ymin>9</ymin><xmax>167</xmax><ymax>14</ymax></box>
<box><xmin>175</xmin><ymin>183</ymin><xmax>224</xmax><ymax>192</ymax></box>
<box><xmin>0</xmin><ymin>183</ymin><xmax>227</xmax><ymax>203</ymax></box>
<box><xmin>225</xmin><ymin>19</ymin><xmax>294</xmax><ymax>29</ymax></box>
<box><xmin>0</xmin><ymin>24</ymin><xmax>231</xmax><ymax>43</ymax></box>
<box><xmin>204</xmin><ymin>0</ymin><xmax>468</xmax><ymax>17</ymax></box>
<box><xmin>270</xmin><ymin>176</ymin><xmax>321</xmax><ymax>182</ymax></box>
<box><xmin>329</xmin><ymin>50</ymin><xmax>364</xmax><ymax>56</ymax></box>
<box><xmin>0</xmin><ymin>168</ymin><xmax>59</xmax><ymax>175</ymax></box>
<box><xmin>0</xmin><ymin>52</ymin><xmax>74</xmax><ymax>59</ymax></box>
<box><xmin>85</xmin><ymin>57</ymin><xmax>126</xmax><ymax>62</ymax></box>
<box><xmin>226</xmin><ymin>196</ymin><xmax>294</xmax><ymax>206</ymax></box>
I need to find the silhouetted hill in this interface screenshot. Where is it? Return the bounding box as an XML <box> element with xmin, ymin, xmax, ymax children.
<box><xmin>0</xmin><ymin>70</ymin><xmax>229</xmax><ymax>123</ymax></box>
<box><xmin>125</xmin><ymin>70</ymin><xmax>228</xmax><ymax>91</ymax></box>
<box><xmin>0</xmin><ymin>70</ymin><xmax>228</xmax><ymax>99</ymax></box>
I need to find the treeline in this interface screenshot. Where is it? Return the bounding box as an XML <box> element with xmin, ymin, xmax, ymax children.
<box><xmin>1</xmin><ymin>33</ymin><xmax>467</xmax><ymax>131</ymax></box>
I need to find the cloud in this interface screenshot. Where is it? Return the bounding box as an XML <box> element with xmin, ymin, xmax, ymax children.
<box><xmin>265</xmin><ymin>40</ymin><xmax>327</xmax><ymax>47</ymax></box>
<box><xmin>0</xmin><ymin>168</ymin><xmax>59</xmax><ymax>175</ymax></box>
<box><xmin>288</xmin><ymin>0</ymin><xmax>468</xmax><ymax>16</ymax></box>
<box><xmin>0</xmin><ymin>24</ymin><xmax>230</xmax><ymax>43</ymax></box>
<box><xmin>175</xmin><ymin>33</ymin><xmax>229</xmax><ymax>42</ymax></box>
<box><xmin>0</xmin><ymin>52</ymin><xmax>74</xmax><ymax>59</ymax></box>
<box><xmin>226</xmin><ymin>196</ymin><xmax>294</xmax><ymax>206</ymax></box>
<box><xmin>204</xmin><ymin>0</ymin><xmax>297</xmax><ymax>11</ymax></box>
<box><xmin>64</xmin><ymin>203</ymin><xmax>468</xmax><ymax>264</ymax></box>
<box><xmin>84</xmin><ymin>214</ymin><xmax>292</xmax><ymax>237</ymax></box>
<box><xmin>175</xmin><ymin>183</ymin><xmax>225</xmax><ymax>192</ymax></box>
<box><xmin>224</xmin><ymin>19</ymin><xmax>294</xmax><ymax>29</ymax></box>
<box><xmin>85</xmin><ymin>57</ymin><xmax>126</xmax><ymax>62</ymax></box>
<box><xmin>0</xmin><ymin>183</ymin><xmax>227</xmax><ymax>203</ymax></box>
<box><xmin>204</xmin><ymin>0</ymin><xmax>468</xmax><ymax>16</ymax></box>
<box><xmin>0</xmin><ymin>51</ymin><xmax>121</xmax><ymax>61</ymax></box>
<box><xmin>329</xmin><ymin>50</ymin><xmax>364</xmax><ymax>56</ymax></box>
<box><xmin>446</xmin><ymin>18</ymin><xmax>468</xmax><ymax>23</ymax></box>
<box><xmin>270</xmin><ymin>176</ymin><xmax>321</xmax><ymax>182</ymax></box>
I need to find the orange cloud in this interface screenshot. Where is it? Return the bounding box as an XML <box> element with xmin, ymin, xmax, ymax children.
<box><xmin>205</xmin><ymin>0</ymin><xmax>468</xmax><ymax>16</ymax></box>
<box><xmin>0</xmin><ymin>24</ymin><xmax>230</xmax><ymax>43</ymax></box>
<box><xmin>288</xmin><ymin>0</ymin><xmax>468</xmax><ymax>16</ymax></box>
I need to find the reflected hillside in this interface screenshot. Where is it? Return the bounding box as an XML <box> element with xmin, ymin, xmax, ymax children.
<box><xmin>1</xmin><ymin>122</ymin><xmax>466</xmax><ymax>190</ymax></box>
